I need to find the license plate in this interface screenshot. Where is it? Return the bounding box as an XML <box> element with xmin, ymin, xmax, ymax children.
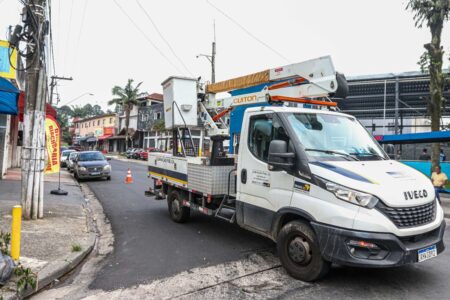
<box><xmin>418</xmin><ymin>245</ymin><xmax>437</xmax><ymax>262</ymax></box>
<box><xmin>90</xmin><ymin>172</ymin><xmax>101</xmax><ymax>176</ymax></box>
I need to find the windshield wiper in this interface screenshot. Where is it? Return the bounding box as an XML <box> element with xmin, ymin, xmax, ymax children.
<box><xmin>304</xmin><ymin>148</ymin><xmax>359</xmax><ymax>161</ymax></box>
<box><xmin>350</xmin><ymin>153</ymin><xmax>387</xmax><ymax>160</ymax></box>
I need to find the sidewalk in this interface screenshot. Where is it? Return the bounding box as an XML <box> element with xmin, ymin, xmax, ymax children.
<box><xmin>0</xmin><ymin>169</ymin><xmax>96</xmax><ymax>299</ymax></box>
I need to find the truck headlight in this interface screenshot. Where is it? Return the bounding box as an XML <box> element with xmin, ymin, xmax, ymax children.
<box><xmin>321</xmin><ymin>179</ymin><xmax>379</xmax><ymax>209</ymax></box>
<box><xmin>103</xmin><ymin>165</ymin><xmax>111</xmax><ymax>171</ymax></box>
<box><xmin>79</xmin><ymin>167</ymin><xmax>87</xmax><ymax>171</ymax></box>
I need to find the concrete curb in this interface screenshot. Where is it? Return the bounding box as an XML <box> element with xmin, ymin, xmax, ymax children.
<box><xmin>1</xmin><ymin>180</ymin><xmax>99</xmax><ymax>300</ymax></box>
<box><xmin>2</xmin><ymin>233</ymin><xmax>96</xmax><ymax>300</ymax></box>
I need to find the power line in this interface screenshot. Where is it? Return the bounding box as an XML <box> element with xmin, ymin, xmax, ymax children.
<box><xmin>71</xmin><ymin>0</ymin><xmax>88</xmax><ymax>74</ymax></box>
<box><xmin>48</xmin><ymin>0</ymin><xmax>56</xmax><ymax>75</ymax></box>
<box><xmin>113</xmin><ymin>0</ymin><xmax>185</xmax><ymax>75</ymax></box>
<box><xmin>63</xmin><ymin>0</ymin><xmax>74</xmax><ymax>75</ymax></box>
<box><xmin>136</xmin><ymin>0</ymin><xmax>193</xmax><ymax>76</ymax></box>
<box><xmin>206</xmin><ymin>0</ymin><xmax>290</xmax><ymax>63</ymax></box>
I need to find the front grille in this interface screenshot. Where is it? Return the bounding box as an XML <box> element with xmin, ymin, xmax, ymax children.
<box><xmin>376</xmin><ymin>201</ymin><xmax>436</xmax><ymax>228</ymax></box>
<box><xmin>87</xmin><ymin>167</ymin><xmax>102</xmax><ymax>172</ymax></box>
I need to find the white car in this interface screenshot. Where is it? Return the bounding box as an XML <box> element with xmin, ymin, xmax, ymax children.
<box><xmin>60</xmin><ymin>150</ymin><xmax>76</xmax><ymax>167</ymax></box>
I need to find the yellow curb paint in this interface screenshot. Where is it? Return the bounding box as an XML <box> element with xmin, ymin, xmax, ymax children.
<box><xmin>11</xmin><ymin>205</ymin><xmax>22</xmax><ymax>261</ymax></box>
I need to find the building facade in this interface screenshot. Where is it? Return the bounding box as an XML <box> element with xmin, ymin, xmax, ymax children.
<box><xmin>73</xmin><ymin>113</ymin><xmax>117</xmax><ymax>151</ymax></box>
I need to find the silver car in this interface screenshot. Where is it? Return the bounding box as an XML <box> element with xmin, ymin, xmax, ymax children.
<box><xmin>73</xmin><ymin>151</ymin><xmax>112</xmax><ymax>181</ymax></box>
<box><xmin>67</xmin><ymin>151</ymin><xmax>78</xmax><ymax>173</ymax></box>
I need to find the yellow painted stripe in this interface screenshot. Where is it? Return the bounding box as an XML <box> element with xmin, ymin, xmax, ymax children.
<box><xmin>149</xmin><ymin>171</ymin><xmax>188</xmax><ymax>185</ymax></box>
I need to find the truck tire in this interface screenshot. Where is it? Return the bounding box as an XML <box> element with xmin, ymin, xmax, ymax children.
<box><xmin>277</xmin><ymin>220</ymin><xmax>330</xmax><ymax>282</ymax></box>
<box><xmin>167</xmin><ymin>189</ymin><xmax>190</xmax><ymax>223</ymax></box>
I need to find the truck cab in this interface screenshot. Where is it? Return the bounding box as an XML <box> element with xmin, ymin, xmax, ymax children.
<box><xmin>234</xmin><ymin>106</ymin><xmax>445</xmax><ymax>281</ymax></box>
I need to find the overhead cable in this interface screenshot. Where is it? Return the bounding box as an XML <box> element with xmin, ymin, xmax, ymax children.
<box><xmin>113</xmin><ymin>0</ymin><xmax>185</xmax><ymax>75</ymax></box>
<box><xmin>136</xmin><ymin>0</ymin><xmax>193</xmax><ymax>76</ymax></box>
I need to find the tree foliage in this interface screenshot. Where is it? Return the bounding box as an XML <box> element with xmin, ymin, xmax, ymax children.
<box><xmin>108</xmin><ymin>79</ymin><xmax>146</xmax><ymax>149</ymax></box>
<box><xmin>407</xmin><ymin>0</ymin><xmax>450</xmax><ymax>169</ymax></box>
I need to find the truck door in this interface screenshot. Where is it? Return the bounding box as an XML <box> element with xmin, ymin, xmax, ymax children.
<box><xmin>237</xmin><ymin>112</ymin><xmax>294</xmax><ymax>234</ymax></box>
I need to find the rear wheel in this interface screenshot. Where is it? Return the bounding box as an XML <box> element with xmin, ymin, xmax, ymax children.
<box><xmin>277</xmin><ymin>220</ymin><xmax>330</xmax><ymax>282</ymax></box>
<box><xmin>167</xmin><ymin>189</ymin><xmax>190</xmax><ymax>223</ymax></box>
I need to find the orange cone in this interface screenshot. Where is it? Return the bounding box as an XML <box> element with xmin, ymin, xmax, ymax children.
<box><xmin>125</xmin><ymin>168</ymin><xmax>134</xmax><ymax>184</ymax></box>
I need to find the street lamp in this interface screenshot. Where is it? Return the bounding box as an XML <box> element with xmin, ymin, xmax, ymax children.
<box><xmin>61</xmin><ymin>92</ymin><xmax>94</xmax><ymax>106</ymax></box>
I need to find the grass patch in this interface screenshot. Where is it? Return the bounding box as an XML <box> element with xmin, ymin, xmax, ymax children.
<box><xmin>71</xmin><ymin>243</ymin><xmax>82</xmax><ymax>252</ymax></box>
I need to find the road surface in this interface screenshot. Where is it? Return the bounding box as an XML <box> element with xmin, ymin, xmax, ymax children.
<box><xmin>38</xmin><ymin>158</ymin><xmax>450</xmax><ymax>299</ymax></box>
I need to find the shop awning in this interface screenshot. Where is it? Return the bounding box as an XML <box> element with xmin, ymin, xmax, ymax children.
<box><xmin>106</xmin><ymin>135</ymin><xmax>126</xmax><ymax>140</ymax></box>
<box><xmin>86</xmin><ymin>136</ymin><xmax>97</xmax><ymax>143</ymax></box>
<box><xmin>0</xmin><ymin>77</ymin><xmax>19</xmax><ymax>115</ymax></box>
<box><xmin>375</xmin><ymin>131</ymin><xmax>450</xmax><ymax>144</ymax></box>
<box><xmin>98</xmin><ymin>134</ymin><xmax>112</xmax><ymax>141</ymax></box>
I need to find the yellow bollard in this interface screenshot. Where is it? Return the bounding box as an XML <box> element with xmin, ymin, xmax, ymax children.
<box><xmin>10</xmin><ymin>205</ymin><xmax>22</xmax><ymax>261</ymax></box>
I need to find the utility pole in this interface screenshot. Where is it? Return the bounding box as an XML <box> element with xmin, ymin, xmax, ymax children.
<box><xmin>197</xmin><ymin>20</ymin><xmax>216</xmax><ymax>83</ymax></box>
<box><xmin>21</xmin><ymin>0</ymin><xmax>48</xmax><ymax>219</ymax></box>
<box><xmin>211</xmin><ymin>20</ymin><xmax>216</xmax><ymax>84</ymax></box>
<box><xmin>49</xmin><ymin>76</ymin><xmax>72</xmax><ymax>105</ymax></box>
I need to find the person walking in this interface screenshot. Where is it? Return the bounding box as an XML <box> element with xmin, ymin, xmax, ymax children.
<box><xmin>431</xmin><ymin>165</ymin><xmax>448</xmax><ymax>203</ymax></box>
<box><xmin>419</xmin><ymin>148</ymin><xmax>431</xmax><ymax>160</ymax></box>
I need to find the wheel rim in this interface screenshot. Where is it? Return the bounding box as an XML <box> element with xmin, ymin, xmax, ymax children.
<box><xmin>288</xmin><ymin>236</ymin><xmax>312</xmax><ymax>265</ymax></box>
<box><xmin>171</xmin><ymin>197</ymin><xmax>181</xmax><ymax>218</ymax></box>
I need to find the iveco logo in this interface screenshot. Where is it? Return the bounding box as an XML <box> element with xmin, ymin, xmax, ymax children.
<box><xmin>404</xmin><ymin>189</ymin><xmax>428</xmax><ymax>200</ymax></box>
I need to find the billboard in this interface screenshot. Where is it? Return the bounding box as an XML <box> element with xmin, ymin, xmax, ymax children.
<box><xmin>0</xmin><ymin>40</ymin><xmax>17</xmax><ymax>79</ymax></box>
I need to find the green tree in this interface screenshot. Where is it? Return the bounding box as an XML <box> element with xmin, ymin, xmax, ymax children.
<box><xmin>108</xmin><ymin>79</ymin><xmax>145</xmax><ymax>149</ymax></box>
<box><xmin>92</xmin><ymin>104</ymin><xmax>104</xmax><ymax>116</ymax></box>
<box><xmin>407</xmin><ymin>0</ymin><xmax>450</xmax><ymax>169</ymax></box>
<box><xmin>71</xmin><ymin>105</ymin><xmax>86</xmax><ymax>118</ymax></box>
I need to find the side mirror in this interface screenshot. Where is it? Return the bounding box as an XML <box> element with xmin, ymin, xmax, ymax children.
<box><xmin>268</xmin><ymin>140</ymin><xmax>295</xmax><ymax>171</ymax></box>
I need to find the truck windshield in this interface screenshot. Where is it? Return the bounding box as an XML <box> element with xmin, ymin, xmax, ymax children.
<box><xmin>287</xmin><ymin>113</ymin><xmax>387</xmax><ymax>161</ymax></box>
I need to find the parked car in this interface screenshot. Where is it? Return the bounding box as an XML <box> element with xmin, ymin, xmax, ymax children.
<box><xmin>140</xmin><ymin>150</ymin><xmax>148</xmax><ymax>160</ymax></box>
<box><xmin>126</xmin><ymin>148</ymin><xmax>136</xmax><ymax>159</ymax></box>
<box><xmin>132</xmin><ymin>148</ymin><xmax>143</xmax><ymax>159</ymax></box>
<box><xmin>73</xmin><ymin>151</ymin><xmax>111</xmax><ymax>181</ymax></box>
<box><xmin>60</xmin><ymin>149</ymin><xmax>76</xmax><ymax>167</ymax></box>
<box><xmin>67</xmin><ymin>151</ymin><xmax>78</xmax><ymax>173</ymax></box>
<box><xmin>140</xmin><ymin>148</ymin><xmax>160</xmax><ymax>160</ymax></box>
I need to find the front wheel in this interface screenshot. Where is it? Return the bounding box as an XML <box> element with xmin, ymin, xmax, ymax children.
<box><xmin>277</xmin><ymin>220</ymin><xmax>330</xmax><ymax>282</ymax></box>
<box><xmin>167</xmin><ymin>189</ymin><xmax>190</xmax><ymax>223</ymax></box>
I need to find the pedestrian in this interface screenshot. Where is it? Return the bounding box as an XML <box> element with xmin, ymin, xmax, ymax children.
<box><xmin>440</xmin><ymin>149</ymin><xmax>446</xmax><ymax>162</ymax></box>
<box><xmin>431</xmin><ymin>165</ymin><xmax>448</xmax><ymax>203</ymax></box>
<box><xmin>419</xmin><ymin>148</ymin><xmax>431</xmax><ymax>160</ymax></box>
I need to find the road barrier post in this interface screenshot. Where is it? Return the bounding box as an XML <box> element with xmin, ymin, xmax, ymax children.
<box><xmin>11</xmin><ymin>205</ymin><xmax>22</xmax><ymax>260</ymax></box>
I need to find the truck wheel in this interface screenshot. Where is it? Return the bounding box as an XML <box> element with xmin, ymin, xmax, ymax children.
<box><xmin>167</xmin><ymin>189</ymin><xmax>190</xmax><ymax>223</ymax></box>
<box><xmin>277</xmin><ymin>220</ymin><xmax>330</xmax><ymax>282</ymax></box>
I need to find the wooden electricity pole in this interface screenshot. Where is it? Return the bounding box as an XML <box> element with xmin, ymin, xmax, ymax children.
<box><xmin>21</xmin><ymin>0</ymin><xmax>48</xmax><ymax>219</ymax></box>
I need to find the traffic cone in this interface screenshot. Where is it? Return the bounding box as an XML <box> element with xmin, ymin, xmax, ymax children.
<box><xmin>125</xmin><ymin>168</ymin><xmax>134</xmax><ymax>184</ymax></box>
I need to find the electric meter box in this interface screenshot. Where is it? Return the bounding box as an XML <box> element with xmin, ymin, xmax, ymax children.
<box><xmin>162</xmin><ymin>76</ymin><xmax>198</xmax><ymax>129</ymax></box>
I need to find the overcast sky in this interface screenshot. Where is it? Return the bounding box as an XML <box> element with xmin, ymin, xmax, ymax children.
<box><xmin>0</xmin><ymin>0</ymin><xmax>449</xmax><ymax>110</ymax></box>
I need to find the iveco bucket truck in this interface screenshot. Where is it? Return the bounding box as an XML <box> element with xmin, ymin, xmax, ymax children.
<box><xmin>145</xmin><ymin>56</ymin><xmax>445</xmax><ymax>281</ymax></box>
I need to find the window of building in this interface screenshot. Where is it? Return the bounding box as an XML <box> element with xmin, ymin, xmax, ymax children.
<box><xmin>110</xmin><ymin>117</ymin><xmax>113</xmax><ymax>124</ymax></box>
<box><xmin>97</xmin><ymin>120</ymin><xmax>100</xmax><ymax>126</ymax></box>
<box><xmin>154</xmin><ymin>112</ymin><xmax>161</xmax><ymax>120</ymax></box>
<box><xmin>103</xmin><ymin>119</ymin><xmax>105</xmax><ymax>125</ymax></box>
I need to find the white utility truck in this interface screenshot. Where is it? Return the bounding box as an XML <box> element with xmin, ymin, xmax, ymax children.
<box><xmin>146</xmin><ymin>56</ymin><xmax>445</xmax><ymax>281</ymax></box>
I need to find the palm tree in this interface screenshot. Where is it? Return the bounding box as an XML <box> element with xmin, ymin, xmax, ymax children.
<box><xmin>108</xmin><ymin>79</ymin><xmax>146</xmax><ymax>149</ymax></box>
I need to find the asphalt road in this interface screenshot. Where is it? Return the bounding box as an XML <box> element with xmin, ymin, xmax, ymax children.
<box><xmin>86</xmin><ymin>159</ymin><xmax>274</xmax><ymax>291</ymax></box>
<box><xmin>84</xmin><ymin>159</ymin><xmax>450</xmax><ymax>298</ymax></box>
